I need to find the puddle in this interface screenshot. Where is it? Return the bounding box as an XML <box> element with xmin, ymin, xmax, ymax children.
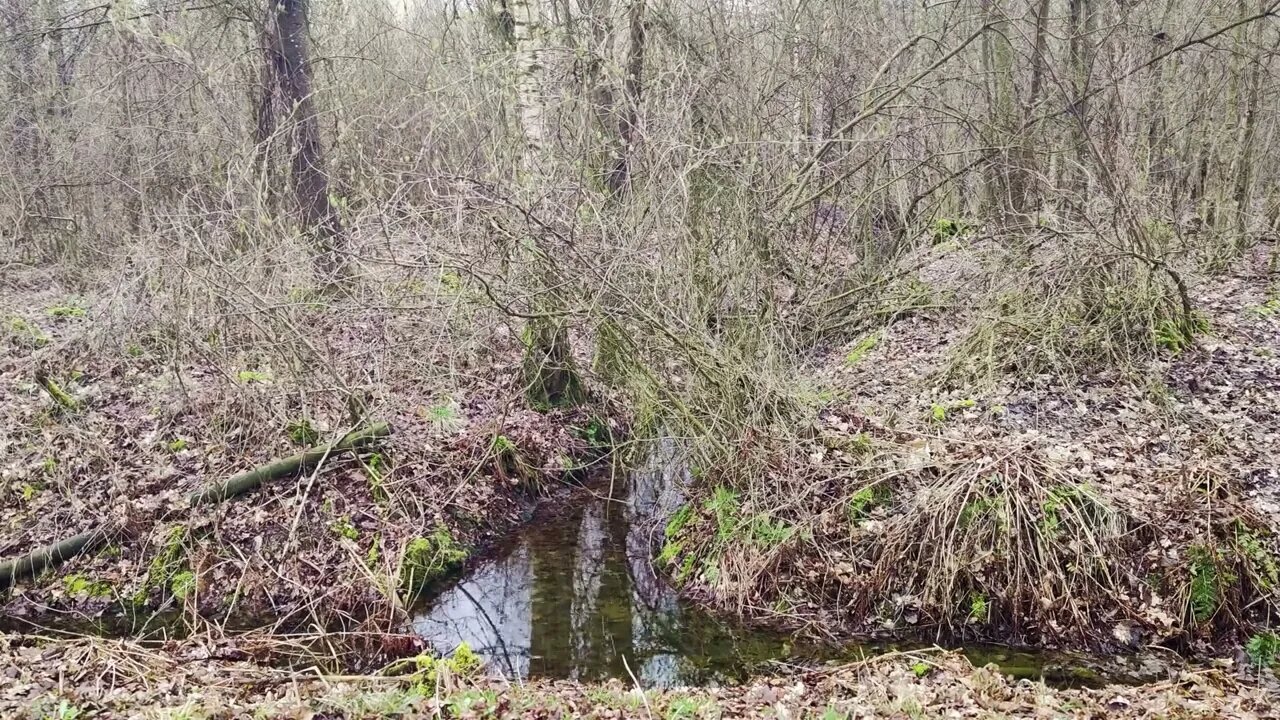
<box><xmin>412</xmin><ymin>440</ymin><xmax>1178</xmax><ymax>688</ymax></box>
<box><xmin>411</xmin><ymin>439</ymin><xmax>790</xmax><ymax>687</ymax></box>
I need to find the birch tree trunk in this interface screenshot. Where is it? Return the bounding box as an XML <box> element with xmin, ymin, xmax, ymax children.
<box><xmin>510</xmin><ymin>0</ymin><xmax>586</xmax><ymax>408</ymax></box>
<box><xmin>511</xmin><ymin>0</ymin><xmax>551</xmax><ymax>179</ymax></box>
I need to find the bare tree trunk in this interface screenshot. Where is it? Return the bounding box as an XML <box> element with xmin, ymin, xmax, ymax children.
<box><xmin>1066</xmin><ymin>0</ymin><xmax>1093</xmax><ymax>201</ymax></box>
<box><xmin>42</xmin><ymin>0</ymin><xmax>73</xmax><ymax>120</ymax></box>
<box><xmin>270</xmin><ymin>0</ymin><xmax>348</xmax><ymax>279</ymax></box>
<box><xmin>1020</xmin><ymin>0</ymin><xmax>1052</xmax><ymax>215</ymax></box>
<box><xmin>511</xmin><ymin>0</ymin><xmax>550</xmax><ymax>178</ymax></box>
<box><xmin>1229</xmin><ymin>6</ymin><xmax>1274</xmax><ymax>243</ymax></box>
<box><xmin>2</xmin><ymin>0</ymin><xmax>38</xmax><ymax>162</ymax></box>
<box><xmin>254</xmin><ymin>17</ymin><xmax>282</xmax><ymax>158</ymax></box>
<box><xmin>605</xmin><ymin>0</ymin><xmax>645</xmax><ymax>195</ymax></box>
<box><xmin>980</xmin><ymin>0</ymin><xmax>1018</xmax><ymax>221</ymax></box>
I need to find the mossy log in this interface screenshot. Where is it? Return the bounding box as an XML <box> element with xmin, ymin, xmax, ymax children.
<box><xmin>187</xmin><ymin>421</ymin><xmax>391</xmax><ymax>506</ymax></box>
<box><xmin>0</xmin><ymin>424</ymin><xmax>391</xmax><ymax>592</ymax></box>
<box><xmin>34</xmin><ymin>368</ymin><xmax>78</xmax><ymax>411</ymax></box>
<box><xmin>0</xmin><ymin>526</ymin><xmax>112</xmax><ymax>591</ymax></box>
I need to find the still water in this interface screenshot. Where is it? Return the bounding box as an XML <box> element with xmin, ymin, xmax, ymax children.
<box><xmin>411</xmin><ymin>441</ymin><xmax>1174</xmax><ymax>688</ymax></box>
<box><xmin>410</xmin><ymin>440</ymin><xmax>796</xmax><ymax>686</ymax></box>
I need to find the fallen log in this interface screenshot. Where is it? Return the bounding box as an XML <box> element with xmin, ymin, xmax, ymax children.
<box><xmin>0</xmin><ymin>526</ymin><xmax>113</xmax><ymax>592</ymax></box>
<box><xmin>186</xmin><ymin>421</ymin><xmax>391</xmax><ymax>506</ymax></box>
<box><xmin>0</xmin><ymin>423</ymin><xmax>391</xmax><ymax>592</ymax></box>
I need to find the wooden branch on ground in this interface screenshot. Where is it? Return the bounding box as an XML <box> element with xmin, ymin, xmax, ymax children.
<box><xmin>0</xmin><ymin>526</ymin><xmax>113</xmax><ymax>592</ymax></box>
<box><xmin>0</xmin><ymin>423</ymin><xmax>391</xmax><ymax>592</ymax></box>
<box><xmin>186</xmin><ymin>421</ymin><xmax>391</xmax><ymax>506</ymax></box>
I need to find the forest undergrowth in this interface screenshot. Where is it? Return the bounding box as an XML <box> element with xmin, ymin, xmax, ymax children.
<box><xmin>4</xmin><ymin>0</ymin><xmax>1280</xmax><ymax>713</ymax></box>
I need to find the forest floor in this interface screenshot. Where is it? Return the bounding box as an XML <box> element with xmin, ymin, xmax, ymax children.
<box><xmin>2</xmin><ymin>633</ymin><xmax>1275</xmax><ymax>719</ymax></box>
<box><xmin>664</xmin><ymin>239</ymin><xmax>1280</xmax><ymax>652</ymax></box>
<box><xmin>2</xmin><ymin>237</ymin><xmax>1280</xmax><ymax>716</ymax></box>
<box><xmin>0</xmin><ymin>257</ymin><xmax>609</xmax><ymax>627</ymax></box>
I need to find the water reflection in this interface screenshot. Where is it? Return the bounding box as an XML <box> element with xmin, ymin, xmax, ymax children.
<box><xmin>410</xmin><ymin>440</ymin><xmax>1178</xmax><ymax>689</ymax></box>
<box><xmin>412</xmin><ymin>439</ymin><xmax>788</xmax><ymax>687</ymax></box>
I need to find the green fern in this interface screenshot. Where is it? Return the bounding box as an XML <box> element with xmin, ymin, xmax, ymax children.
<box><xmin>704</xmin><ymin>486</ymin><xmax>739</xmax><ymax>542</ymax></box>
<box><xmin>1189</xmin><ymin>547</ymin><xmax>1230</xmax><ymax>623</ymax></box>
<box><xmin>1245</xmin><ymin>630</ymin><xmax>1279</xmax><ymax>669</ymax></box>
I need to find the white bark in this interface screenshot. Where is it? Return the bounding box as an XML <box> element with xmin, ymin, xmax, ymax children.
<box><xmin>510</xmin><ymin>0</ymin><xmax>550</xmax><ymax>179</ymax></box>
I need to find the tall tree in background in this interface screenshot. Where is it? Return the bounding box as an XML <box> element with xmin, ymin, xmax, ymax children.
<box><xmin>605</xmin><ymin>0</ymin><xmax>645</xmax><ymax>195</ymax></box>
<box><xmin>259</xmin><ymin>0</ymin><xmax>348</xmax><ymax>279</ymax></box>
<box><xmin>2</xmin><ymin>0</ymin><xmax>38</xmax><ymax>163</ymax></box>
<box><xmin>510</xmin><ymin>0</ymin><xmax>587</xmax><ymax>408</ymax></box>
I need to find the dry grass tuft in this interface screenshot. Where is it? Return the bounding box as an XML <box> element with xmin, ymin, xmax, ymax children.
<box><xmin>863</xmin><ymin>444</ymin><xmax>1135</xmax><ymax>640</ymax></box>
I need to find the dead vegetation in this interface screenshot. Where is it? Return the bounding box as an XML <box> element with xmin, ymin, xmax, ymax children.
<box><xmin>1</xmin><ymin>632</ymin><xmax>1274</xmax><ymax>719</ymax></box>
<box><xmin>2</xmin><ymin>0</ymin><xmax>1280</xmax><ymax>705</ymax></box>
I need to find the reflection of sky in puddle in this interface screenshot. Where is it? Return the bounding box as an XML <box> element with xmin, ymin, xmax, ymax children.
<box><xmin>411</xmin><ymin>441</ymin><xmax>1179</xmax><ymax>689</ymax></box>
<box><xmin>412</xmin><ymin>440</ymin><xmax>790</xmax><ymax>687</ymax></box>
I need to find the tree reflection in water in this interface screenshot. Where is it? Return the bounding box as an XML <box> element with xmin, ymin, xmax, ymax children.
<box><xmin>411</xmin><ymin>439</ymin><xmax>792</xmax><ymax>687</ymax></box>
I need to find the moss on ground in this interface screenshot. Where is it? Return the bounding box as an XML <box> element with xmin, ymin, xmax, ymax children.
<box><xmin>399</xmin><ymin>526</ymin><xmax>469</xmax><ymax>596</ymax></box>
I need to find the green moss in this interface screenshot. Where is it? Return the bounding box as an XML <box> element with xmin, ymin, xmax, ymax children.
<box><xmin>332</xmin><ymin>516</ymin><xmax>359</xmax><ymax>541</ymax></box>
<box><xmin>167</xmin><ymin>438</ymin><xmax>188</xmax><ymax>453</ymax></box>
<box><xmin>136</xmin><ymin>525</ymin><xmax>189</xmax><ymax>604</ymax></box>
<box><xmin>657</xmin><ymin>539</ymin><xmax>684</xmax><ymax>566</ymax></box>
<box><xmin>286</xmin><ymin>286</ymin><xmax>327</xmax><ymax>310</ymax></box>
<box><xmin>236</xmin><ymin>369</ymin><xmax>270</xmax><ymax>384</ymax></box>
<box><xmin>19</xmin><ymin>482</ymin><xmax>39</xmax><ymax>502</ymax></box>
<box><xmin>439</xmin><ymin>271</ymin><xmax>463</xmax><ymax>293</ymax></box>
<box><xmin>847</xmin><ymin>484</ymin><xmax>890</xmax><ymax>525</ymax></box>
<box><xmin>844</xmin><ymin>331</ymin><xmax>881</xmax><ymax>366</ymax></box>
<box><xmin>6</xmin><ymin>316</ymin><xmax>50</xmax><ymax>347</ymax></box>
<box><xmin>403</xmin><ymin>641</ymin><xmax>483</xmax><ymax>688</ymax></box>
<box><xmin>665</xmin><ymin>505</ymin><xmax>693</xmax><ymax>539</ymax></box>
<box><xmin>63</xmin><ymin>574</ymin><xmax>113</xmax><ymax>599</ymax></box>
<box><xmin>1247</xmin><ymin>298</ymin><xmax>1280</xmax><ymax>317</ymax></box>
<box><xmin>286</xmin><ymin>417</ymin><xmax>320</xmax><ymax>446</ymax></box>
<box><xmin>45</xmin><ymin>303</ymin><xmax>86</xmax><ymax>318</ymax></box>
<box><xmin>169</xmin><ymin>571</ymin><xmax>196</xmax><ymax>600</ymax></box>
<box><xmin>400</xmin><ymin>526</ymin><xmax>468</xmax><ymax>595</ymax></box>
<box><xmin>931</xmin><ymin>218</ymin><xmax>972</xmax><ymax>243</ymax></box>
